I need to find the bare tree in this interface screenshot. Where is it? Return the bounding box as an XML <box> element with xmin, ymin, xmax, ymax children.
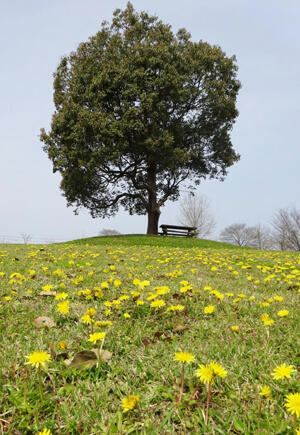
<box><xmin>219</xmin><ymin>223</ymin><xmax>253</xmax><ymax>246</ymax></box>
<box><xmin>21</xmin><ymin>233</ymin><xmax>32</xmax><ymax>244</ymax></box>
<box><xmin>178</xmin><ymin>193</ymin><xmax>216</xmax><ymax>238</ymax></box>
<box><xmin>98</xmin><ymin>229</ymin><xmax>122</xmax><ymax>236</ymax></box>
<box><xmin>247</xmin><ymin>224</ymin><xmax>274</xmax><ymax>250</ymax></box>
<box><xmin>272</xmin><ymin>207</ymin><xmax>300</xmax><ymax>251</ymax></box>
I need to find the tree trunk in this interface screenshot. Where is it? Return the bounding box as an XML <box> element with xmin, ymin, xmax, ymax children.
<box><xmin>147</xmin><ymin>208</ymin><xmax>161</xmax><ymax>235</ymax></box>
<box><xmin>146</xmin><ymin>160</ymin><xmax>160</xmax><ymax>235</ymax></box>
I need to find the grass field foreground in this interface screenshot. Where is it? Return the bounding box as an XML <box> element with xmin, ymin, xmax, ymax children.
<box><xmin>0</xmin><ymin>235</ymin><xmax>299</xmax><ymax>434</ymax></box>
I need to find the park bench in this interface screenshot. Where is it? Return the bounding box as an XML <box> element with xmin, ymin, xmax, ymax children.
<box><xmin>159</xmin><ymin>224</ymin><xmax>197</xmax><ymax>237</ymax></box>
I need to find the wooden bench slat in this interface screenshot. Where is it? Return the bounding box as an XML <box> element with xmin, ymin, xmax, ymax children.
<box><xmin>159</xmin><ymin>224</ymin><xmax>197</xmax><ymax>238</ymax></box>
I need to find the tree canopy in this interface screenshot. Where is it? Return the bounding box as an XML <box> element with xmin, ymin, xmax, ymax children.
<box><xmin>40</xmin><ymin>2</ymin><xmax>241</xmax><ymax>234</ymax></box>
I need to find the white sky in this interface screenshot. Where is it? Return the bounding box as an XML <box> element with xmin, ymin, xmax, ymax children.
<box><xmin>1</xmin><ymin>0</ymin><xmax>299</xmax><ymax>243</ymax></box>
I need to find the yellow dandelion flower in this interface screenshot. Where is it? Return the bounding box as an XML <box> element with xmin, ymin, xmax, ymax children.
<box><xmin>94</xmin><ymin>287</ymin><xmax>104</xmax><ymax>298</ymax></box>
<box><xmin>174</xmin><ymin>305</ymin><xmax>185</xmax><ymax>311</ymax></box>
<box><xmin>215</xmin><ymin>292</ymin><xmax>224</xmax><ymax>300</ymax></box>
<box><xmin>174</xmin><ymin>351</ymin><xmax>195</xmax><ymax>365</ymax></box>
<box><xmin>277</xmin><ymin>310</ymin><xmax>289</xmax><ymax>317</ymax></box>
<box><xmin>167</xmin><ymin>305</ymin><xmax>185</xmax><ymax>312</ymax></box>
<box><xmin>81</xmin><ymin>314</ymin><xmax>92</xmax><ymax>325</ymax></box>
<box><xmin>119</xmin><ymin>295</ymin><xmax>129</xmax><ymax>301</ymax></box>
<box><xmin>285</xmin><ymin>393</ymin><xmax>300</xmax><ymax>418</ymax></box>
<box><xmin>274</xmin><ymin>296</ymin><xmax>283</xmax><ymax>302</ymax></box>
<box><xmin>139</xmin><ymin>280</ymin><xmax>150</xmax><ymax>288</ymax></box>
<box><xmin>195</xmin><ymin>364</ymin><xmax>214</xmax><ymax>384</ymax></box>
<box><xmin>87</xmin><ymin>332</ymin><xmax>106</xmax><ymax>344</ymax></box>
<box><xmin>42</xmin><ymin>285</ymin><xmax>53</xmax><ymax>292</ymax></box>
<box><xmin>37</xmin><ymin>429</ymin><xmax>52</xmax><ymax>435</ymax></box>
<box><xmin>86</xmin><ymin>308</ymin><xmax>96</xmax><ymax>317</ymax></box>
<box><xmin>131</xmin><ymin>291</ymin><xmax>140</xmax><ymax>298</ymax></box>
<box><xmin>231</xmin><ymin>325</ymin><xmax>239</xmax><ymax>333</ymax></box>
<box><xmin>272</xmin><ymin>363</ymin><xmax>296</xmax><ymax>380</ymax></box>
<box><xmin>259</xmin><ymin>385</ymin><xmax>271</xmax><ymax>399</ymax></box>
<box><xmin>204</xmin><ymin>305</ymin><xmax>215</xmax><ymax>314</ymax></box>
<box><xmin>124</xmin><ymin>313</ymin><xmax>131</xmax><ymax>318</ymax></box>
<box><xmin>263</xmin><ymin>318</ymin><xmax>274</xmax><ymax>326</ymax></box>
<box><xmin>195</xmin><ymin>361</ymin><xmax>227</xmax><ymax>384</ymax></box>
<box><xmin>136</xmin><ymin>300</ymin><xmax>145</xmax><ymax>305</ymax></box>
<box><xmin>180</xmin><ymin>285</ymin><xmax>193</xmax><ymax>293</ymax></box>
<box><xmin>210</xmin><ymin>361</ymin><xmax>227</xmax><ymax>378</ymax></box>
<box><xmin>150</xmin><ymin>299</ymin><xmax>165</xmax><ymax>308</ymax></box>
<box><xmin>58</xmin><ymin>341</ymin><xmax>67</xmax><ymax>350</ymax></box>
<box><xmin>121</xmin><ymin>394</ymin><xmax>140</xmax><ymax>412</ymax></box>
<box><xmin>147</xmin><ymin>294</ymin><xmax>157</xmax><ymax>301</ymax></box>
<box><xmin>57</xmin><ymin>300</ymin><xmax>69</xmax><ymax>315</ymax></box>
<box><xmin>95</xmin><ymin>320</ymin><xmax>113</xmax><ymax>328</ymax></box>
<box><xmin>25</xmin><ymin>351</ymin><xmax>51</xmax><ymax>368</ymax></box>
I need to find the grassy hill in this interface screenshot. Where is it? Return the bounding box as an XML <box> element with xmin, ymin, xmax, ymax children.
<box><xmin>72</xmin><ymin>234</ymin><xmax>245</xmax><ymax>249</ymax></box>
<box><xmin>0</xmin><ymin>236</ymin><xmax>299</xmax><ymax>433</ymax></box>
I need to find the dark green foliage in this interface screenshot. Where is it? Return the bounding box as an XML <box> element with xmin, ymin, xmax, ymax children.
<box><xmin>41</xmin><ymin>2</ymin><xmax>241</xmax><ymax>234</ymax></box>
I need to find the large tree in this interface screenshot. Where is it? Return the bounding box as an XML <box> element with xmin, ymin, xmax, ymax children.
<box><xmin>40</xmin><ymin>2</ymin><xmax>241</xmax><ymax>234</ymax></box>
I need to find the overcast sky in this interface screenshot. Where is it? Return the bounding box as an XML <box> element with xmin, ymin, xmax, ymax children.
<box><xmin>1</xmin><ymin>0</ymin><xmax>299</xmax><ymax>243</ymax></box>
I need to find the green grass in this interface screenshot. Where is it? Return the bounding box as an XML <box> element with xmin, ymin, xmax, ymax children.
<box><xmin>72</xmin><ymin>234</ymin><xmax>245</xmax><ymax>249</ymax></box>
<box><xmin>0</xmin><ymin>235</ymin><xmax>299</xmax><ymax>434</ymax></box>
